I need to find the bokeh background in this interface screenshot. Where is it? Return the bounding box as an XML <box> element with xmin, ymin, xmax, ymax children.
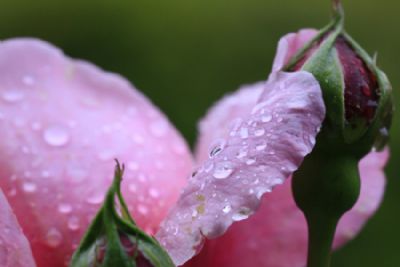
<box><xmin>0</xmin><ymin>0</ymin><xmax>398</xmax><ymax>266</ymax></box>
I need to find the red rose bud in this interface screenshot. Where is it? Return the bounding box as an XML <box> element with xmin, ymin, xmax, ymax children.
<box><xmin>69</xmin><ymin>161</ymin><xmax>175</xmax><ymax>267</ymax></box>
<box><xmin>284</xmin><ymin>1</ymin><xmax>393</xmax><ymax>156</ymax></box>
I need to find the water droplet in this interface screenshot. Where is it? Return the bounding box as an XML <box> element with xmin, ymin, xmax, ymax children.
<box><xmin>68</xmin><ymin>216</ymin><xmax>80</xmax><ymax>231</ymax></box>
<box><xmin>46</xmin><ymin>228</ymin><xmax>63</xmax><ymax>248</ymax></box>
<box><xmin>239</xmin><ymin>127</ymin><xmax>249</xmax><ymax>139</ymax></box>
<box><xmin>58</xmin><ymin>203</ymin><xmax>72</xmax><ymax>214</ymax></box>
<box><xmin>256</xmin><ymin>142</ymin><xmax>267</xmax><ymax>151</ymax></box>
<box><xmin>246</xmin><ymin>158</ymin><xmax>256</xmax><ymax>165</ymax></box>
<box><xmin>22</xmin><ymin>182</ymin><xmax>37</xmax><ymax>193</ymax></box>
<box><xmin>213</xmin><ymin>162</ymin><xmax>234</xmax><ymax>179</ymax></box>
<box><xmin>127</xmin><ymin>183</ymin><xmax>137</xmax><ymax>193</ymax></box>
<box><xmin>22</xmin><ymin>75</ymin><xmax>35</xmax><ymax>86</ymax></box>
<box><xmin>261</xmin><ymin>114</ymin><xmax>272</xmax><ymax>122</ymax></box>
<box><xmin>276</xmin><ymin>117</ymin><xmax>283</xmax><ymax>123</ymax></box>
<box><xmin>254</xmin><ymin>128</ymin><xmax>265</xmax><ymax>137</ymax></box>
<box><xmin>138</xmin><ymin>204</ymin><xmax>149</xmax><ymax>215</ymax></box>
<box><xmin>222</xmin><ymin>204</ymin><xmax>232</xmax><ymax>214</ymax></box>
<box><xmin>236</xmin><ymin>148</ymin><xmax>248</xmax><ymax>159</ymax></box>
<box><xmin>86</xmin><ymin>193</ymin><xmax>104</xmax><ymax>205</ymax></box>
<box><xmin>127</xmin><ymin>161</ymin><xmax>139</xmax><ymax>171</ymax></box>
<box><xmin>232</xmin><ymin>207</ymin><xmax>252</xmax><ymax>221</ymax></box>
<box><xmin>309</xmin><ymin>135</ymin><xmax>316</xmax><ymax>145</ymax></box>
<box><xmin>43</xmin><ymin>125</ymin><xmax>70</xmax><ymax>147</ymax></box>
<box><xmin>149</xmin><ymin>188</ymin><xmax>160</xmax><ymax>198</ymax></box>
<box><xmin>150</xmin><ymin>120</ymin><xmax>169</xmax><ymax>137</ymax></box>
<box><xmin>2</xmin><ymin>89</ymin><xmax>25</xmax><ymax>102</ymax></box>
<box><xmin>209</xmin><ymin>139</ymin><xmax>226</xmax><ymax>158</ymax></box>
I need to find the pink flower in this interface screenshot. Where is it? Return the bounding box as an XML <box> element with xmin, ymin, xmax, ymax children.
<box><xmin>0</xmin><ymin>29</ymin><xmax>388</xmax><ymax>267</ymax></box>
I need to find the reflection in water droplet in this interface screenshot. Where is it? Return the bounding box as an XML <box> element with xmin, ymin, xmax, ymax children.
<box><xmin>213</xmin><ymin>162</ymin><xmax>234</xmax><ymax>179</ymax></box>
<box><xmin>43</xmin><ymin>125</ymin><xmax>70</xmax><ymax>147</ymax></box>
<box><xmin>2</xmin><ymin>89</ymin><xmax>25</xmax><ymax>103</ymax></box>
<box><xmin>256</xmin><ymin>142</ymin><xmax>267</xmax><ymax>151</ymax></box>
<box><xmin>209</xmin><ymin>139</ymin><xmax>226</xmax><ymax>158</ymax></box>
<box><xmin>46</xmin><ymin>228</ymin><xmax>63</xmax><ymax>248</ymax></box>
<box><xmin>22</xmin><ymin>182</ymin><xmax>37</xmax><ymax>193</ymax></box>
<box><xmin>236</xmin><ymin>148</ymin><xmax>248</xmax><ymax>159</ymax></box>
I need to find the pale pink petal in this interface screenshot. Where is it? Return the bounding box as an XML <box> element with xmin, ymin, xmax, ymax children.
<box><xmin>187</xmin><ymin>77</ymin><xmax>387</xmax><ymax>267</ymax></box>
<box><xmin>0</xmin><ymin>190</ymin><xmax>36</xmax><ymax>267</ymax></box>
<box><xmin>184</xmin><ymin>150</ymin><xmax>388</xmax><ymax>267</ymax></box>
<box><xmin>156</xmin><ymin>71</ymin><xmax>325</xmax><ymax>265</ymax></box>
<box><xmin>272</xmin><ymin>29</ymin><xmax>318</xmax><ymax>72</ymax></box>
<box><xmin>0</xmin><ymin>39</ymin><xmax>193</xmax><ymax>267</ymax></box>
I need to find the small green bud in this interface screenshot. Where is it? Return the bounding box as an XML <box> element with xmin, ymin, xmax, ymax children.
<box><xmin>284</xmin><ymin>1</ymin><xmax>393</xmax><ymax>158</ymax></box>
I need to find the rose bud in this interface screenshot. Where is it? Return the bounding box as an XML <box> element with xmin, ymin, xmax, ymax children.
<box><xmin>69</xmin><ymin>161</ymin><xmax>174</xmax><ymax>267</ymax></box>
<box><xmin>283</xmin><ymin>0</ymin><xmax>393</xmax><ymax>156</ymax></box>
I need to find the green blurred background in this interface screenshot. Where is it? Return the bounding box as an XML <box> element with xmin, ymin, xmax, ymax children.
<box><xmin>0</xmin><ymin>0</ymin><xmax>398</xmax><ymax>266</ymax></box>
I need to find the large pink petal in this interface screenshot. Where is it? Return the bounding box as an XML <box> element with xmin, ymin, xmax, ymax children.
<box><xmin>156</xmin><ymin>71</ymin><xmax>325</xmax><ymax>265</ymax></box>
<box><xmin>0</xmin><ymin>189</ymin><xmax>36</xmax><ymax>267</ymax></box>
<box><xmin>0</xmin><ymin>39</ymin><xmax>193</xmax><ymax>267</ymax></box>
<box><xmin>272</xmin><ymin>29</ymin><xmax>318</xmax><ymax>72</ymax></box>
<box><xmin>187</xmin><ymin>78</ymin><xmax>388</xmax><ymax>266</ymax></box>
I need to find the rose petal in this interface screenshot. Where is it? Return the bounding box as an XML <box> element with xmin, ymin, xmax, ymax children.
<box><xmin>0</xmin><ymin>190</ymin><xmax>37</xmax><ymax>267</ymax></box>
<box><xmin>272</xmin><ymin>29</ymin><xmax>318</xmax><ymax>72</ymax></box>
<box><xmin>185</xmin><ymin>150</ymin><xmax>388</xmax><ymax>267</ymax></box>
<box><xmin>0</xmin><ymin>38</ymin><xmax>193</xmax><ymax>267</ymax></box>
<box><xmin>156</xmin><ymin>71</ymin><xmax>325</xmax><ymax>265</ymax></box>
<box><xmin>186</xmin><ymin>76</ymin><xmax>388</xmax><ymax>267</ymax></box>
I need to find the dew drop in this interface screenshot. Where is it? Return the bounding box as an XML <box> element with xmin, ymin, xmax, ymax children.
<box><xmin>46</xmin><ymin>228</ymin><xmax>63</xmax><ymax>248</ymax></box>
<box><xmin>68</xmin><ymin>216</ymin><xmax>80</xmax><ymax>231</ymax></box>
<box><xmin>150</xmin><ymin>120</ymin><xmax>169</xmax><ymax>137</ymax></box>
<box><xmin>236</xmin><ymin>148</ymin><xmax>248</xmax><ymax>159</ymax></box>
<box><xmin>2</xmin><ymin>89</ymin><xmax>25</xmax><ymax>103</ymax></box>
<box><xmin>86</xmin><ymin>193</ymin><xmax>104</xmax><ymax>205</ymax></box>
<box><xmin>43</xmin><ymin>125</ymin><xmax>70</xmax><ymax>147</ymax></box>
<box><xmin>256</xmin><ymin>142</ymin><xmax>267</xmax><ymax>151</ymax></box>
<box><xmin>149</xmin><ymin>188</ymin><xmax>160</xmax><ymax>198</ymax></box>
<box><xmin>22</xmin><ymin>182</ymin><xmax>37</xmax><ymax>193</ymax></box>
<box><xmin>261</xmin><ymin>114</ymin><xmax>272</xmax><ymax>122</ymax></box>
<box><xmin>239</xmin><ymin>127</ymin><xmax>249</xmax><ymax>139</ymax></box>
<box><xmin>22</xmin><ymin>75</ymin><xmax>35</xmax><ymax>86</ymax></box>
<box><xmin>254</xmin><ymin>128</ymin><xmax>265</xmax><ymax>137</ymax></box>
<box><xmin>209</xmin><ymin>139</ymin><xmax>226</xmax><ymax>158</ymax></box>
<box><xmin>58</xmin><ymin>203</ymin><xmax>72</xmax><ymax>214</ymax></box>
<box><xmin>246</xmin><ymin>158</ymin><xmax>256</xmax><ymax>165</ymax></box>
<box><xmin>138</xmin><ymin>204</ymin><xmax>149</xmax><ymax>215</ymax></box>
<box><xmin>277</xmin><ymin>117</ymin><xmax>283</xmax><ymax>123</ymax></box>
<box><xmin>222</xmin><ymin>204</ymin><xmax>232</xmax><ymax>214</ymax></box>
<box><xmin>213</xmin><ymin>162</ymin><xmax>234</xmax><ymax>179</ymax></box>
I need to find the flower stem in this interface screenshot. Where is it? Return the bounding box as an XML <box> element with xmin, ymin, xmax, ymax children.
<box><xmin>305</xmin><ymin>213</ymin><xmax>339</xmax><ymax>267</ymax></box>
<box><xmin>292</xmin><ymin>146</ymin><xmax>360</xmax><ymax>267</ymax></box>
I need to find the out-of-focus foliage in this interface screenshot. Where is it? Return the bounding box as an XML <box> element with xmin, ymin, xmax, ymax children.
<box><xmin>0</xmin><ymin>1</ymin><xmax>398</xmax><ymax>266</ymax></box>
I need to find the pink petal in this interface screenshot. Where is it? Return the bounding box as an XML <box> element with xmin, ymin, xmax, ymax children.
<box><xmin>156</xmin><ymin>71</ymin><xmax>325</xmax><ymax>265</ymax></box>
<box><xmin>186</xmin><ymin>78</ymin><xmax>388</xmax><ymax>266</ymax></box>
<box><xmin>0</xmin><ymin>189</ymin><xmax>36</xmax><ymax>267</ymax></box>
<box><xmin>0</xmin><ymin>39</ymin><xmax>193</xmax><ymax>267</ymax></box>
<box><xmin>272</xmin><ymin>29</ymin><xmax>318</xmax><ymax>72</ymax></box>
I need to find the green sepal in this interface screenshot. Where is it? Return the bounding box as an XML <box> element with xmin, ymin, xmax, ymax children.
<box><xmin>69</xmin><ymin>161</ymin><xmax>175</xmax><ymax>267</ymax></box>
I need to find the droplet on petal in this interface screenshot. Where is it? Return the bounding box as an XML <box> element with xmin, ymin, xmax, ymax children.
<box><xmin>213</xmin><ymin>162</ymin><xmax>234</xmax><ymax>179</ymax></box>
<box><xmin>46</xmin><ymin>228</ymin><xmax>63</xmax><ymax>248</ymax></box>
<box><xmin>43</xmin><ymin>125</ymin><xmax>70</xmax><ymax>147</ymax></box>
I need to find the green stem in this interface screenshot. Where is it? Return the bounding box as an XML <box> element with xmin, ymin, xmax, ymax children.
<box><xmin>306</xmin><ymin>214</ymin><xmax>339</xmax><ymax>267</ymax></box>
<box><xmin>292</xmin><ymin>147</ymin><xmax>361</xmax><ymax>267</ymax></box>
